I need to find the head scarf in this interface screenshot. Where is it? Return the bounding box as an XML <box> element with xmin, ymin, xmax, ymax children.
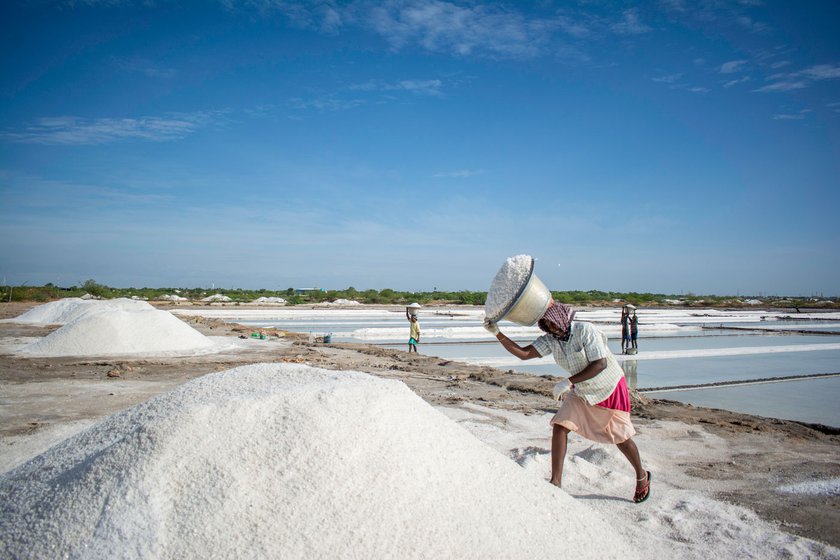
<box><xmin>539</xmin><ymin>302</ymin><xmax>576</xmax><ymax>340</ymax></box>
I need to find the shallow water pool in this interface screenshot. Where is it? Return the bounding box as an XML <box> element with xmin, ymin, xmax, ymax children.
<box><xmin>650</xmin><ymin>376</ymin><xmax>840</xmax><ymax>428</ymax></box>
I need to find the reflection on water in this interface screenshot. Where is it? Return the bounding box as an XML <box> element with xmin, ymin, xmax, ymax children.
<box><xmin>622</xmin><ymin>359</ymin><xmax>638</xmax><ymax>390</ymax></box>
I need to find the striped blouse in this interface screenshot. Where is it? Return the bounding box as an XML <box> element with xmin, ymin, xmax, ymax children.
<box><xmin>532</xmin><ymin>321</ymin><xmax>625</xmax><ymax>405</ymax></box>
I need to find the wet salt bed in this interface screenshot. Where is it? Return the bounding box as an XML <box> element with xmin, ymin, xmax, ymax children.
<box><xmin>173</xmin><ymin>307</ymin><xmax>840</xmax><ymax>427</ymax></box>
<box><xmin>650</xmin><ymin>375</ymin><xmax>840</xmax><ymax>422</ymax></box>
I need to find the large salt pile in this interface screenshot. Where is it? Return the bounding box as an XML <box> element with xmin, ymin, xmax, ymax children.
<box><xmin>0</xmin><ymin>364</ymin><xmax>639</xmax><ymax>559</ymax></box>
<box><xmin>8</xmin><ymin>297</ymin><xmax>154</xmax><ymax>325</ymax></box>
<box><xmin>15</xmin><ymin>307</ymin><xmax>215</xmax><ymax>357</ymax></box>
<box><xmin>485</xmin><ymin>254</ymin><xmax>533</xmax><ymax>320</ymax></box>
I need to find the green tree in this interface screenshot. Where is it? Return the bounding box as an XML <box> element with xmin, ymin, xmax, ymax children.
<box><xmin>82</xmin><ymin>279</ymin><xmax>108</xmax><ymax>298</ymax></box>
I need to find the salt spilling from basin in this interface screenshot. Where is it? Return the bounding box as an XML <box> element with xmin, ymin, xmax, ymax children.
<box><xmin>485</xmin><ymin>254</ymin><xmax>533</xmax><ymax>320</ymax></box>
<box><xmin>0</xmin><ymin>363</ymin><xmax>638</xmax><ymax>559</ymax></box>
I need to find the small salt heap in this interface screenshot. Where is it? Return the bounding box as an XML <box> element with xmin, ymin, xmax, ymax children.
<box><xmin>158</xmin><ymin>294</ymin><xmax>189</xmax><ymax>302</ymax></box>
<box><xmin>251</xmin><ymin>296</ymin><xmax>287</xmax><ymax>304</ymax></box>
<box><xmin>485</xmin><ymin>254</ymin><xmax>533</xmax><ymax>320</ymax></box>
<box><xmin>12</xmin><ymin>299</ymin><xmax>216</xmax><ymax>357</ymax></box>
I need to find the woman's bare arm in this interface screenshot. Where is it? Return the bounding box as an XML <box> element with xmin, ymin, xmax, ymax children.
<box><xmin>494</xmin><ymin>332</ymin><xmax>541</xmax><ymax>360</ymax></box>
<box><xmin>568</xmin><ymin>358</ymin><xmax>606</xmax><ymax>384</ymax></box>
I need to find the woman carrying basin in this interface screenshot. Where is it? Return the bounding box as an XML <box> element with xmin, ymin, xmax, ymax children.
<box><xmin>483</xmin><ymin>255</ymin><xmax>650</xmax><ymax>503</ymax></box>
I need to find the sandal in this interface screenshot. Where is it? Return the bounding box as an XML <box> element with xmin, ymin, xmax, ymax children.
<box><xmin>633</xmin><ymin>471</ymin><xmax>651</xmax><ymax>504</ymax></box>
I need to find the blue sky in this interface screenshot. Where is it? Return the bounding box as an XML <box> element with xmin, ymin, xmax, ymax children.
<box><xmin>1</xmin><ymin>1</ymin><xmax>838</xmax><ymax>296</ymax></box>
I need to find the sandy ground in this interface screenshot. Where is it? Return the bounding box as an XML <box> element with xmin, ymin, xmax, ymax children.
<box><xmin>1</xmin><ymin>301</ymin><xmax>838</xmax><ymax>549</ymax></box>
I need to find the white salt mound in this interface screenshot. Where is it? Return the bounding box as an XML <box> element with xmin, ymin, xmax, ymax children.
<box><xmin>9</xmin><ymin>298</ymin><xmax>154</xmax><ymax>325</ymax></box>
<box><xmin>201</xmin><ymin>294</ymin><xmax>232</xmax><ymax>302</ymax></box>
<box><xmin>16</xmin><ymin>308</ymin><xmax>215</xmax><ymax>357</ymax></box>
<box><xmin>485</xmin><ymin>254</ymin><xmax>533</xmax><ymax>320</ymax></box>
<box><xmin>158</xmin><ymin>294</ymin><xmax>189</xmax><ymax>302</ymax></box>
<box><xmin>251</xmin><ymin>296</ymin><xmax>287</xmax><ymax>304</ymax></box>
<box><xmin>0</xmin><ymin>364</ymin><xmax>638</xmax><ymax>560</ymax></box>
<box><xmin>317</xmin><ymin>298</ymin><xmax>360</xmax><ymax>306</ymax></box>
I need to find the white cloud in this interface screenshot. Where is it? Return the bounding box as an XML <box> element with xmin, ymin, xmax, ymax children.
<box><xmin>723</xmin><ymin>76</ymin><xmax>750</xmax><ymax>88</ymax></box>
<box><xmin>736</xmin><ymin>15</ymin><xmax>770</xmax><ymax>33</ymax></box>
<box><xmin>433</xmin><ymin>169</ymin><xmax>484</xmax><ymax>178</ymax></box>
<box><xmin>394</xmin><ymin>79</ymin><xmax>444</xmax><ymax>96</ymax></box>
<box><xmin>754</xmin><ymin>63</ymin><xmax>840</xmax><ymax>93</ymax></box>
<box><xmin>610</xmin><ymin>9</ymin><xmax>651</xmax><ymax>35</ymax></box>
<box><xmin>554</xmin><ymin>15</ymin><xmax>590</xmax><ymax>39</ymax></box>
<box><xmin>289</xmin><ymin>96</ymin><xmax>365</xmax><ymax>112</ymax></box>
<box><xmin>350</xmin><ymin>79</ymin><xmax>443</xmax><ymax>96</ymax></box>
<box><xmin>232</xmin><ymin>1</ymin><xmax>587</xmax><ymax>60</ymax></box>
<box><xmin>772</xmin><ymin>109</ymin><xmax>811</xmax><ymax>120</ymax></box>
<box><xmin>652</xmin><ymin>73</ymin><xmax>683</xmax><ymax>84</ymax></box>
<box><xmin>754</xmin><ymin>80</ymin><xmax>808</xmax><ymax>93</ymax></box>
<box><xmin>364</xmin><ymin>1</ymin><xmax>555</xmax><ymax>59</ymax></box>
<box><xmin>1</xmin><ymin>112</ymin><xmax>223</xmax><ymax>145</ymax></box>
<box><xmin>801</xmin><ymin>64</ymin><xmax>840</xmax><ymax>80</ymax></box>
<box><xmin>719</xmin><ymin>60</ymin><xmax>748</xmax><ymax>74</ymax></box>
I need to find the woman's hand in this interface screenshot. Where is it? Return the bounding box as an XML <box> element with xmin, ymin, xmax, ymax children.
<box><xmin>552</xmin><ymin>378</ymin><xmax>572</xmax><ymax>401</ymax></box>
<box><xmin>489</xmin><ymin>321</ymin><xmax>541</xmax><ymax>360</ymax></box>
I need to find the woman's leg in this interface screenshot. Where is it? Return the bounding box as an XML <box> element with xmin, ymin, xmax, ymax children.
<box><xmin>616</xmin><ymin>437</ymin><xmax>648</xmax><ymax>496</ymax></box>
<box><xmin>550</xmin><ymin>424</ymin><xmax>570</xmax><ymax>487</ymax></box>
<box><xmin>616</xmin><ymin>437</ymin><xmax>644</xmax><ymax>478</ymax></box>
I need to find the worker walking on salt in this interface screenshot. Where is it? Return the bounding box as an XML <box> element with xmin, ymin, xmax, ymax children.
<box><xmin>406</xmin><ymin>306</ymin><xmax>421</xmax><ymax>353</ymax></box>
<box><xmin>485</xmin><ymin>302</ymin><xmax>651</xmax><ymax>503</ymax></box>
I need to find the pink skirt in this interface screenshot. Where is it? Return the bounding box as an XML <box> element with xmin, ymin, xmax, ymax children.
<box><xmin>550</xmin><ymin>377</ymin><xmax>635</xmax><ymax>444</ymax></box>
<box><xmin>595</xmin><ymin>376</ymin><xmax>631</xmax><ymax>413</ymax></box>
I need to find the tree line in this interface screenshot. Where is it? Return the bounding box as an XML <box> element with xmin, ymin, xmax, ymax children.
<box><xmin>2</xmin><ymin>280</ymin><xmax>837</xmax><ymax>309</ymax></box>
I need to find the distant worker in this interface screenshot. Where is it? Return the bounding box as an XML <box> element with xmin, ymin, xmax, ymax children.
<box><xmin>630</xmin><ymin>309</ymin><xmax>639</xmax><ymax>352</ymax></box>
<box><xmin>621</xmin><ymin>306</ymin><xmax>631</xmax><ymax>354</ymax></box>
<box><xmin>406</xmin><ymin>309</ymin><xmax>421</xmax><ymax>353</ymax></box>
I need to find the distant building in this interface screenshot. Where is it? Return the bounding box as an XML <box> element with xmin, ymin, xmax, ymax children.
<box><xmin>295</xmin><ymin>287</ymin><xmax>326</xmax><ymax>294</ymax></box>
